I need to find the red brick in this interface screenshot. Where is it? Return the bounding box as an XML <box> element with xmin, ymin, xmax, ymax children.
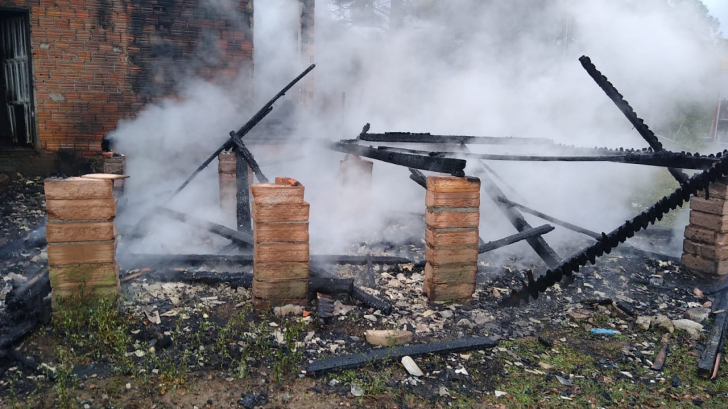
<box><xmin>426</xmin><ymin>176</ymin><xmax>480</xmax><ymax>193</ymax></box>
<box><xmin>689</xmin><ymin>211</ymin><xmax>728</xmax><ymax>233</ymax></box>
<box><xmin>425</xmin><ymin>208</ymin><xmax>479</xmax><ymax>229</ymax></box>
<box><xmin>425</xmin><ymin>245</ymin><xmax>478</xmax><ymax>266</ymax></box>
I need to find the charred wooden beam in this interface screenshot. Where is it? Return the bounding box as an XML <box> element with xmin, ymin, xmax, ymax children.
<box><xmin>698</xmin><ymin>289</ymin><xmax>728</xmax><ymax>378</ymax></box>
<box><xmin>235</xmin><ymin>147</ymin><xmax>252</xmax><ymax>232</ymax></box>
<box><xmin>328</xmin><ymin>141</ymin><xmax>466</xmax><ymax>176</ymax></box>
<box><xmin>306</xmin><ymin>336</ymin><xmax>497</xmax><ymax>376</ymax></box>
<box><xmin>479</xmin><ymin>225</ymin><xmax>555</xmax><ymax>253</ymax></box>
<box><xmin>579</xmin><ymin>56</ymin><xmax>689</xmax><ymax>183</ymax></box>
<box><xmin>497</xmin><ymin>197</ymin><xmax>600</xmax><ymax>239</ymax></box>
<box><xmin>377</xmin><ymin>146</ymin><xmax>717</xmax><ymax>170</ymax></box>
<box><xmin>455</xmin><ymin>145</ymin><xmax>562</xmax><ymax>268</ymax></box>
<box><xmin>119</xmin><ymin>254</ymin><xmax>412</xmax><ymax>268</ymax></box>
<box><xmin>358</xmin><ymin>131</ymin><xmax>553</xmax><ymax>146</ymax></box>
<box><xmin>171</xmin><ymin>64</ymin><xmax>315</xmax><ymax>198</ymax></box>
<box><xmin>156</xmin><ymin>207</ymin><xmax>253</xmax><ymax>246</ymax></box>
<box><xmin>229</xmin><ymin>132</ymin><xmax>269</xmax><ymax>183</ymax></box>
<box><xmin>408</xmin><ymin>168</ymin><xmax>427</xmax><ymax>189</ymax></box>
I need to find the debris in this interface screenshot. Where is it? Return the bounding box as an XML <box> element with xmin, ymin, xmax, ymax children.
<box><xmin>694</xmin><ymin>287</ymin><xmax>706</xmax><ymax>299</ymax></box>
<box><xmin>672</xmin><ymin>319</ymin><xmax>703</xmax><ymax>339</ymax></box>
<box><xmin>478</xmin><ymin>224</ymin><xmax>555</xmax><ymax>254</ymax></box>
<box><xmin>568</xmin><ymin>310</ymin><xmax>591</xmax><ymax>320</ymax></box>
<box><xmin>555</xmin><ymin>375</ymin><xmax>573</xmax><ymax>386</ymax></box>
<box><xmin>401</xmin><ymin>356</ymin><xmax>424</xmax><ymax>377</ymax></box>
<box><xmin>538</xmin><ymin>337</ymin><xmax>554</xmax><ymax>348</ymax></box>
<box><xmin>306</xmin><ymin>336</ymin><xmax>497</xmax><ymax>375</ymax></box>
<box><xmin>652</xmin><ymin>315</ymin><xmax>674</xmax><ymax>334</ymax></box>
<box><xmin>350</xmin><ymin>385</ymin><xmax>364</xmax><ymax>397</ymax></box>
<box><xmin>671</xmin><ymin>375</ymin><xmax>680</xmax><ymax>387</ymax></box>
<box><xmin>684</xmin><ymin>307</ymin><xmax>710</xmax><ymax>323</ymax></box>
<box><xmin>494</xmin><ymin>391</ymin><xmax>507</xmax><ymax>397</ymax></box>
<box><xmin>273</xmin><ymin>304</ymin><xmax>304</xmax><ymax>317</ymax></box>
<box><xmin>636</xmin><ymin>316</ymin><xmax>652</xmax><ymax>331</ymax></box>
<box><xmin>590</xmin><ymin>328</ymin><xmax>618</xmax><ymax>335</ymax></box>
<box><xmin>365</xmin><ymin>329</ymin><xmax>413</xmax><ymax>347</ymax></box>
<box><xmin>650</xmin><ymin>341</ymin><xmax>669</xmax><ymax>371</ymax></box>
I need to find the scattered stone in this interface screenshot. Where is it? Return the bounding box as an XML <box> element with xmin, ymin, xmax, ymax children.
<box><xmin>238</xmin><ymin>391</ymin><xmax>267</xmax><ymax>409</ymax></box>
<box><xmin>494</xmin><ymin>391</ymin><xmax>507</xmax><ymax>397</ymax></box>
<box><xmin>363</xmin><ymin>314</ymin><xmax>377</xmax><ymax>322</ymax></box>
<box><xmin>350</xmin><ymin>385</ymin><xmax>363</xmax><ymax>397</ymax></box>
<box><xmin>401</xmin><ymin>356</ymin><xmax>423</xmax><ymax>377</ymax></box>
<box><xmin>440</xmin><ymin>310</ymin><xmax>454</xmax><ymax>319</ymax></box>
<box><xmin>456</xmin><ymin>318</ymin><xmax>474</xmax><ymax>328</ymax></box>
<box><xmin>568</xmin><ymin>310</ymin><xmax>590</xmax><ymax>320</ymax></box>
<box><xmin>365</xmin><ymin>329</ymin><xmax>413</xmax><ymax>346</ymax></box>
<box><xmin>683</xmin><ymin>307</ymin><xmax>710</xmax><ymax>323</ymax></box>
<box><xmin>672</xmin><ymin>319</ymin><xmax>703</xmax><ymax>338</ymax></box>
<box><xmin>652</xmin><ymin>315</ymin><xmax>674</xmax><ymax>334</ymax></box>
<box><xmin>636</xmin><ymin>316</ymin><xmax>652</xmax><ymax>331</ymax></box>
<box><xmin>273</xmin><ymin>304</ymin><xmax>303</xmax><ymax>317</ymax></box>
<box><xmin>693</xmin><ymin>287</ymin><xmax>705</xmax><ymax>299</ymax></box>
<box><xmin>649</xmin><ymin>275</ymin><xmax>663</xmax><ymax>287</ymax></box>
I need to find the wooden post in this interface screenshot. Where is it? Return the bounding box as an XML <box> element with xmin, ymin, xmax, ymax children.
<box><xmin>44</xmin><ymin>177</ymin><xmax>119</xmax><ymax>300</ymax></box>
<box><xmin>250</xmin><ymin>177</ymin><xmax>310</xmax><ymax>309</ymax></box>
<box><xmin>682</xmin><ymin>177</ymin><xmax>728</xmax><ymax>278</ymax></box>
<box><xmin>424</xmin><ymin>176</ymin><xmax>480</xmax><ymax>302</ymax></box>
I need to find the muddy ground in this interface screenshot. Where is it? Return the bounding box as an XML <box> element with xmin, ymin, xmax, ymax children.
<box><xmin>1</xmin><ymin>174</ymin><xmax>728</xmax><ymax>409</ymax></box>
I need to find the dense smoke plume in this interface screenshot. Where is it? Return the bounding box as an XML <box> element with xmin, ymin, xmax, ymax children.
<box><xmin>111</xmin><ymin>0</ymin><xmax>724</xmax><ymax>264</ymax></box>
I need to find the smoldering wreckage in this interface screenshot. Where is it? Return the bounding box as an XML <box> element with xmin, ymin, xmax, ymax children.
<box><xmin>3</xmin><ymin>55</ymin><xmax>728</xmax><ymax>405</ymax></box>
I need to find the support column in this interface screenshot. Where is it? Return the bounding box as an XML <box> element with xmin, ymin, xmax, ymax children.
<box><xmin>250</xmin><ymin>177</ymin><xmax>310</xmax><ymax>308</ymax></box>
<box><xmin>424</xmin><ymin>176</ymin><xmax>481</xmax><ymax>302</ymax></box>
<box><xmin>682</xmin><ymin>177</ymin><xmax>728</xmax><ymax>278</ymax></box>
<box><xmin>44</xmin><ymin>177</ymin><xmax>119</xmax><ymax>300</ymax></box>
<box><xmin>103</xmin><ymin>154</ymin><xmax>126</xmax><ymax>196</ymax></box>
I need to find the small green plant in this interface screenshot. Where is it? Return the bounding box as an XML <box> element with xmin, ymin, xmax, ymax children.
<box><xmin>54</xmin><ymin>346</ymin><xmax>76</xmax><ymax>409</ymax></box>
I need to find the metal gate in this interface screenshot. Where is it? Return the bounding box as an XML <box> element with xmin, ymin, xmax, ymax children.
<box><xmin>0</xmin><ymin>15</ymin><xmax>32</xmax><ymax>145</ymax></box>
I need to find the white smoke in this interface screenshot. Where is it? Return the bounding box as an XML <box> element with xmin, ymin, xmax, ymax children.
<box><xmin>109</xmin><ymin>0</ymin><xmax>724</xmax><ymax>263</ymax></box>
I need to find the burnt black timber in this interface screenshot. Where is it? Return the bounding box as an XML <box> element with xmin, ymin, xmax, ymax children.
<box><xmin>408</xmin><ymin>168</ymin><xmax>427</xmax><ymax>189</ymax></box>
<box><xmin>306</xmin><ymin>336</ymin><xmax>497</xmax><ymax>375</ymax></box>
<box><xmin>498</xmin><ymin>197</ymin><xmax>601</xmax><ymax>239</ymax></box>
<box><xmin>5</xmin><ymin>267</ymin><xmax>51</xmax><ymax>326</ymax></box>
<box><xmin>578</xmin><ymin>56</ymin><xmax>689</xmax><ymax>183</ymax></box>
<box><xmin>170</xmin><ymin>64</ymin><xmax>315</xmax><ymax>198</ymax></box>
<box><xmin>457</xmin><ymin>145</ymin><xmax>562</xmax><ymax>268</ymax></box>
<box><xmin>157</xmin><ymin>207</ymin><xmax>253</xmax><ymax>246</ymax></box>
<box><xmin>0</xmin><ymin>321</ymin><xmax>35</xmax><ymax>357</ymax></box>
<box><xmin>119</xmin><ymin>254</ymin><xmax>412</xmax><ymax>268</ymax></box>
<box><xmin>328</xmin><ymin>142</ymin><xmax>466</xmax><ymax>176</ymax></box>
<box><xmin>230</xmin><ymin>132</ymin><xmax>269</xmax><ymax>183</ymax></box>
<box><xmin>479</xmin><ymin>225</ymin><xmax>555</xmax><ymax>253</ymax></box>
<box><xmin>359</xmin><ymin>132</ymin><xmax>553</xmax><ymax>145</ymax></box>
<box><xmin>377</xmin><ymin>146</ymin><xmax>716</xmax><ymax>170</ymax></box>
<box><xmin>235</xmin><ymin>147</ymin><xmax>252</xmax><ymax>233</ymax></box>
<box><xmin>351</xmin><ymin>287</ymin><xmax>393</xmax><ymax>314</ymax></box>
<box><xmin>701</xmin><ymin>278</ymin><xmax>728</xmax><ymax>295</ymax></box>
<box><xmin>698</xmin><ymin>290</ymin><xmax>728</xmax><ymax>378</ymax></box>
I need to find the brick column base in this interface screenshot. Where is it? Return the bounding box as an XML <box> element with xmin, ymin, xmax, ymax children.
<box><xmin>44</xmin><ymin>177</ymin><xmax>119</xmax><ymax>301</ymax></box>
<box><xmin>251</xmin><ymin>177</ymin><xmax>310</xmax><ymax>309</ymax></box>
<box><xmin>423</xmin><ymin>176</ymin><xmax>481</xmax><ymax>302</ymax></box>
<box><xmin>682</xmin><ymin>178</ymin><xmax>728</xmax><ymax>278</ymax></box>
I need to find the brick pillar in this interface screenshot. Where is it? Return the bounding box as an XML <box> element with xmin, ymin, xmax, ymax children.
<box><xmin>218</xmin><ymin>152</ymin><xmax>253</xmax><ymax>218</ymax></box>
<box><xmin>250</xmin><ymin>177</ymin><xmax>310</xmax><ymax>309</ymax></box>
<box><xmin>682</xmin><ymin>178</ymin><xmax>728</xmax><ymax>278</ymax></box>
<box><xmin>424</xmin><ymin>176</ymin><xmax>481</xmax><ymax>302</ymax></box>
<box><xmin>44</xmin><ymin>177</ymin><xmax>119</xmax><ymax>300</ymax></box>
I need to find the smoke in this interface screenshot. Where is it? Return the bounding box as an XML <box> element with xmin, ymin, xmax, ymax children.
<box><xmin>109</xmin><ymin>0</ymin><xmax>723</xmax><ymax>264</ymax></box>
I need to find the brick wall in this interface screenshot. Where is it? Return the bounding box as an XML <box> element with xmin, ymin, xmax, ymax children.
<box><xmin>0</xmin><ymin>0</ymin><xmax>253</xmax><ymax>156</ymax></box>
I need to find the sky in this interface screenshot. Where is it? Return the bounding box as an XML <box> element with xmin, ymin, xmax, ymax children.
<box><xmin>703</xmin><ymin>0</ymin><xmax>728</xmax><ymax>37</ymax></box>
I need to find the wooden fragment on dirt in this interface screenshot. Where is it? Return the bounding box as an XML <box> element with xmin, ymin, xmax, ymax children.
<box><xmin>698</xmin><ymin>290</ymin><xmax>728</xmax><ymax>378</ymax></box>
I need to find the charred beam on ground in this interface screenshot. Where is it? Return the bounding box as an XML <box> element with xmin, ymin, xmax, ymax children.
<box><xmin>156</xmin><ymin>208</ymin><xmax>253</xmax><ymax>246</ymax></box>
<box><xmin>578</xmin><ymin>56</ymin><xmax>689</xmax><ymax>183</ymax></box>
<box><xmin>358</xmin><ymin>131</ymin><xmax>553</xmax><ymax>146</ymax></box>
<box><xmin>306</xmin><ymin>336</ymin><xmax>497</xmax><ymax>376</ymax></box>
<box><xmin>698</xmin><ymin>289</ymin><xmax>728</xmax><ymax>378</ymax></box>
<box><xmin>171</xmin><ymin>64</ymin><xmax>315</xmax><ymax>198</ymax></box>
<box><xmin>328</xmin><ymin>141</ymin><xmax>466</xmax><ymax>176</ymax></box>
<box><xmin>479</xmin><ymin>224</ymin><xmax>555</xmax><ymax>253</ymax></box>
